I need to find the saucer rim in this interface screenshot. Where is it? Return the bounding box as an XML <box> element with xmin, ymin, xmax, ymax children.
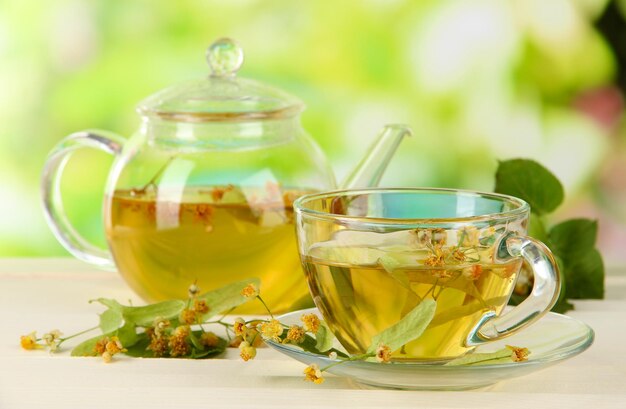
<box><xmin>264</xmin><ymin>307</ymin><xmax>595</xmax><ymax>371</ymax></box>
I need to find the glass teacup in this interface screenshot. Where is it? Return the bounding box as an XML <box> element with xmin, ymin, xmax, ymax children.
<box><xmin>293</xmin><ymin>188</ymin><xmax>560</xmax><ymax>362</ymax></box>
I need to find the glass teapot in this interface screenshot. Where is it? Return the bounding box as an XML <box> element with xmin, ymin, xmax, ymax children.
<box><xmin>41</xmin><ymin>38</ymin><xmax>411</xmax><ymax>313</ymax></box>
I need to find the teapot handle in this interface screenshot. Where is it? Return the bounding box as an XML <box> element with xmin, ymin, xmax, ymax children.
<box><xmin>41</xmin><ymin>130</ymin><xmax>125</xmax><ymax>269</ymax></box>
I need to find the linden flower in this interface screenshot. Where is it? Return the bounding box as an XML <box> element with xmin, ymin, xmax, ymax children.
<box><xmin>241</xmin><ymin>283</ymin><xmax>259</xmax><ymax>298</ymax></box>
<box><xmin>168</xmin><ymin>326</ymin><xmax>191</xmax><ymax>357</ymax></box>
<box><xmin>200</xmin><ymin>332</ymin><xmax>220</xmax><ymax>348</ymax></box>
<box><xmin>179</xmin><ymin>308</ymin><xmax>198</xmax><ymax>325</ymax></box>
<box><xmin>105</xmin><ymin>336</ymin><xmax>126</xmax><ymax>355</ymax></box>
<box><xmin>286</xmin><ymin>325</ymin><xmax>306</xmax><ymax>344</ymax></box>
<box><xmin>233</xmin><ymin>318</ymin><xmax>247</xmax><ymax>337</ymax></box>
<box><xmin>94</xmin><ymin>336</ymin><xmax>126</xmax><ymax>363</ymax></box>
<box><xmin>193</xmin><ymin>299</ymin><xmax>210</xmax><ymax>315</ymax></box>
<box><xmin>188</xmin><ymin>283</ymin><xmax>200</xmax><ymax>298</ymax></box>
<box><xmin>20</xmin><ymin>331</ymin><xmax>41</xmax><ymax>350</ymax></box>
<box><xmin>412</xmin><ymin>228</ymin><xmax>432</xmax><ymax>247</ymax></box>
<box><xmin>451</xmin><ymin>248</ymin><xmax>466</xmax><ymax>262</ymax></box>
<box><xmin>153</xmin><ymin>317</ymin><xmax>171</xmax><ymax>337</ymax></box>
<box><xmin>507</xmin><ymin>345</ymin><xmax>530</xmax><ymax>362</ymax></box>
<box><xmin>431</xmin><ymin>228</ymin><xmax>447</xmax><ymax>246</ymax></box>
<box><xmin>301</xmin><ymin>313</ymin><xmax>321</xmax><ymax>333</ymax></box>
<box><xmin>260</xmin><ymin>319</ymin><xmax>283</xmax><ymax>341</ymax></box>
<box><xmin>147</xmin><ymin>331</ymin><xmax>169</xmax><ymax>357</ymax></box>
<box><xmin>229</xmin><ymin>336</ymin><xmax>244</xmax><ymax>348</ymax></box>
<box><xmin>462</xmin><ymin>264</ymin><xmax>483</xmax><ymax>281</ymax></box>
<box><xmin>424</xmin><ymin>246</ymin><xmax>446</xmax><ymax>267</ymax></box>
<box><xmin>303</xmin><ymin>364</ymin><xmax>325</xmax><ymax>384</ymax></box>
<box><xmin>375</xmin><ymin>344</ymin><xmax>392</xmax><ymax>363</ymax></box>
<box><xmin>239</xmin><ymin>341</ymin><xmax>257</xmax><ymax>361</ymax></box>
<box><xmin>42</xmin><ymin>330</ymin><xmax>63</xmax><ymax>352</ymax></box>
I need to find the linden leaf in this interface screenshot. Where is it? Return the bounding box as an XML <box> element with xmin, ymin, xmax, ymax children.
<box><xmin>122</xmin><ymin>333</ymin><xmax>152</xmax><ymax>358</ymax></box>
<box><xmin>367</xmin><ymin>298</ymin><xmax>437</xmax><ymax>354</ymax></box>
<box><xmin>444</xmin><ymin>348</ymin><xmax>512</xmax><ymax>366</ymax></box>
<box><xmin>293</xmin><ymin>334</ymin><xmax>348</xmax><ymax>358</ymax></box>
<box><xmin>71</xmin><ymin>334</ymin><xmax>104</xmax><ymax>357</ymax></box>
<box><xmin>196</xmin><ymin>277</ymin><xmax>260</xmax><ymax>318</ymax></box>
<box><xmin>121</xmin><ymin>300</ymin><xmax>186</xmax><ymax>327</ymax></box>
<box><xmin>115</xmin><ymin>321</ymin><xmax>140</xmax><ymax>348</ymax></box>
<box><xmin>565</xmin><ymin>248</ymin><xmax>605</xmax><ymax>299</ymax></box>
<box><xmin>314</xmin><ymin>322</ymin><xmax>334</xmax><ymax>352</ymax></box>
<box><xmin>494</xmin><ymin>159</ymin><xmax>564</xmax><ymax>216</ymax></box>
<box><xmin>98</xmin><ymin>308</ymin><xmax>124</xmax><ymax>334</ymax></box>
<box><xmin>548</xmin><ymin>219</ymin><xmax>598</xmax><ymax>258</ymax></box>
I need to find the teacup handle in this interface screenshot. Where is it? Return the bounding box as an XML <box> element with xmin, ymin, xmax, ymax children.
<box><xmin>466</xmin><ymin>234</ymin><xmax>561</xmax><ymax>346</ymax></box>
<box><xmin>41</xmin><ymin>130</ymin><xmax>125</xmax><ymax>270</ymax></box>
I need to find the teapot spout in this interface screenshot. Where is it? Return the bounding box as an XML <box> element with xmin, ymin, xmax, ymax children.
<box><xmin>340</xmin><ymin>124</ymin><xmax>412</xmax><ymax>189</ymax></box>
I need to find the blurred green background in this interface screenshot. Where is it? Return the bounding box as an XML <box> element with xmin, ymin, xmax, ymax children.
<box><xmin>1</xmin><ymin>0</ymin><xmax>626</xmax><ymax>266</ymax></box>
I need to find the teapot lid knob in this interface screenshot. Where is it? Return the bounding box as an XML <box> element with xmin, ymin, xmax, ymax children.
<box><xmin>206</xmin><ymin>38</ymin><xmax>244</xmax><ymax>77</ymax></box>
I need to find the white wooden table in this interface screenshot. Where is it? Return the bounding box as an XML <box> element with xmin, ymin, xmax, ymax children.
<box><xmin>1</xmin><ymin>258</ymin><xmax>625</xmax><ymax>408</ymax></box>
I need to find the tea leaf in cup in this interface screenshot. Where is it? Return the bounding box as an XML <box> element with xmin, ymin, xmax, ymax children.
<box><xmin>367</xmin><ymin>298</ymin><xmax>436</xmax><ymax>354</ymax></box>
<box><xmin>444</xmin><ymin>348</ymin><xmax>513</xmax><ymax>366</ymax></box>
<box><xmin>314</xmin><ymin>322</ymin><xmax>334</xmax><ymax>352</ymax></box>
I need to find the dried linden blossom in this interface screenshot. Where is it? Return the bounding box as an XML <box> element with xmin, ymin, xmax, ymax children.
<box><xmin>375</xmin><ymin>344</ymin><xmax>392</xmax><ymax>363</ymax></box>
<box><xmin>94</xmin><ymin>336</ymin><xmax>127</xmax><ymax>363</ymax></box>
<box><xmin>301</xmin><ymin>313</ymin><xmax>321</xmax><ymax>333</ymax></box>
<box><xmin>285</xmin><ymin>325</ymin><xmax>306</xmax><ymax>344</ymax></box>
<box><xmin>241</xmin><ymin>283</ymin><xmax>259</xmax><ymax>298</ymax></box>
<box><xmin>303</xmin><ymin>364</ymin><xmax>325</xmax><ymax>384</ymax></box>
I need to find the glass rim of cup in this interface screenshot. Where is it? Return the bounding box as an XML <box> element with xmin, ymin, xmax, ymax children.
<box><xmin>293</xmin><ymin>187</ymin><xmax>530</xmax><ymax>225</ymax></box>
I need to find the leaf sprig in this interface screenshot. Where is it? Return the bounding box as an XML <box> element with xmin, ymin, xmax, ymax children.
<box><xmin>495</xmin><ymin>159</ymin><xmax>605</xmax><ymax>312</ymax></box>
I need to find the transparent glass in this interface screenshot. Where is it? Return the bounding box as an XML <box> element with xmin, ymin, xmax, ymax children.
<box><xmin>41</xmin><ymin>39</ymin><xmax>411</xmax><ymax>314</ymax></box>
<box><xmin>294</xmin><ymin>188</ymin><xmax>561</xmax><ymax>360</ymax></box>
<box><xmin>264</xmin><ymin>307</ymin><xmax>593</xmax><ymax>390</ymax></box>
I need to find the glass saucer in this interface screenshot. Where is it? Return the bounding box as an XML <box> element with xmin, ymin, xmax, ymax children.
<box><xmin>264</xmin><ymin>308</ymin><xmax>594</xmax><ymax>390</ymax></box>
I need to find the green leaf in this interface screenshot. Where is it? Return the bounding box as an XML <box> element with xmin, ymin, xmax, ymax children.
<box><xmin>98</xmin><ymin>308</ymin><xmax>124</xmax><ymax>334</ymax></box>
<box><xmin>123</xmin><ymin>333</ymin><xmax>152</xmax><ymax>358</ymax></box>
<box><xmin>429</xmin><ymin>296</ymin><xmax>508</xmax><ymax>328</ymax></box>
<box><xmin>494</xmin><ymin>159</ymin><xmax>564</xmax><ymax>215</ymax></box>
<box><xmin>189</xmin><ymin>335</ymin><xmax>227</xmax><ymax>359</ymax></box>
<box><xmin>91</xmin><ymin>298</ymin><xmax>124</xmax><ymax>312</ymax></box>
<box><xmin>444</xmin><ymin>347</ymin><xmax>513</xmax><ymax>366</ymax></box>
<box><xmin>314</xmin><ymin>322</ymin><xmax>334</xmax><ymax>352</ymax></box>
<box><xmin>548</xmin><ymin>219</ymin><xmax>598</xmax><ymax>258</ymax></box>
<box><xmin>121</xmin><ymin>300</ymin><xmax>186</xmax><ymax>327</ymax></box>
<box><xmin>196</xmin><ymin>278</ymin><xmax>260</xmax><ymax>318</ymax></box>
<box><xmin>565</xmin><ymin>248</ymin><xmax>604</xmax><ymax>299</ymax></box>
<box><xmin>291</xmin><ymin>334</ymin><xmax>348</xmax><ymax>358</ymax></box>
<box><xmin>115</xmin><ymin>321</ymin><xmax>140</xmax><ymax>348</ymax></box>
<box><xmin>188</xmin><ymin>331</ymin><xmax>204</xmax><ymax>350</ymax></box>
<box><xmin>71</xmin><ymin>334</ymin><xmax>106</xmax><ymax>357</ymax></box>
<box><xmin>528</xmin><ymin>213</ymin><xmax>549</xmax><ymax>243</ymax></box>
<box><xmin>367</xmin><ymin>299</ymin><xmax>437</xmax><ymax>354</ymax></box>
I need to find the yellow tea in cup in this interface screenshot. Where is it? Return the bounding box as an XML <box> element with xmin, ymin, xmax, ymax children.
<box><xmin>294</xmin><ymin>188</ymin><xmax>560</xmax><ymax>361</ymax></box>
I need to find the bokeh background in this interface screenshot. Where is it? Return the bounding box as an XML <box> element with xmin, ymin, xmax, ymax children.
<box><xmin>1</xmin><ymin>0</ymin><xmax>626</xmax><ymax>267</ymax></box>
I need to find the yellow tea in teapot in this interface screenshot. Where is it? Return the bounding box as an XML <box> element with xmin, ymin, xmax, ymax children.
<box><xmin>106</xmin><ymin>184</ymin><xmax>312</xmax><ymax>314</ymax></box>
<box><xmin>303</xmin><ymin>244</ymin><xmax>521</xmax><ymax>360</ymax></box>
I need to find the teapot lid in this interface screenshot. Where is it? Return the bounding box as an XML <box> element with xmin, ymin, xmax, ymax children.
<box><xmin>137</xmin><ymin>38</ymin><xmax>303</xmax><ymax>122</ymax></box>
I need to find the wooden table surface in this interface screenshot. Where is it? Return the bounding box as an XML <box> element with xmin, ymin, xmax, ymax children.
<box><xmin>1</xmin><ymin>258</ymin><xmax>625</xmax><ymax>409</ymax></box>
